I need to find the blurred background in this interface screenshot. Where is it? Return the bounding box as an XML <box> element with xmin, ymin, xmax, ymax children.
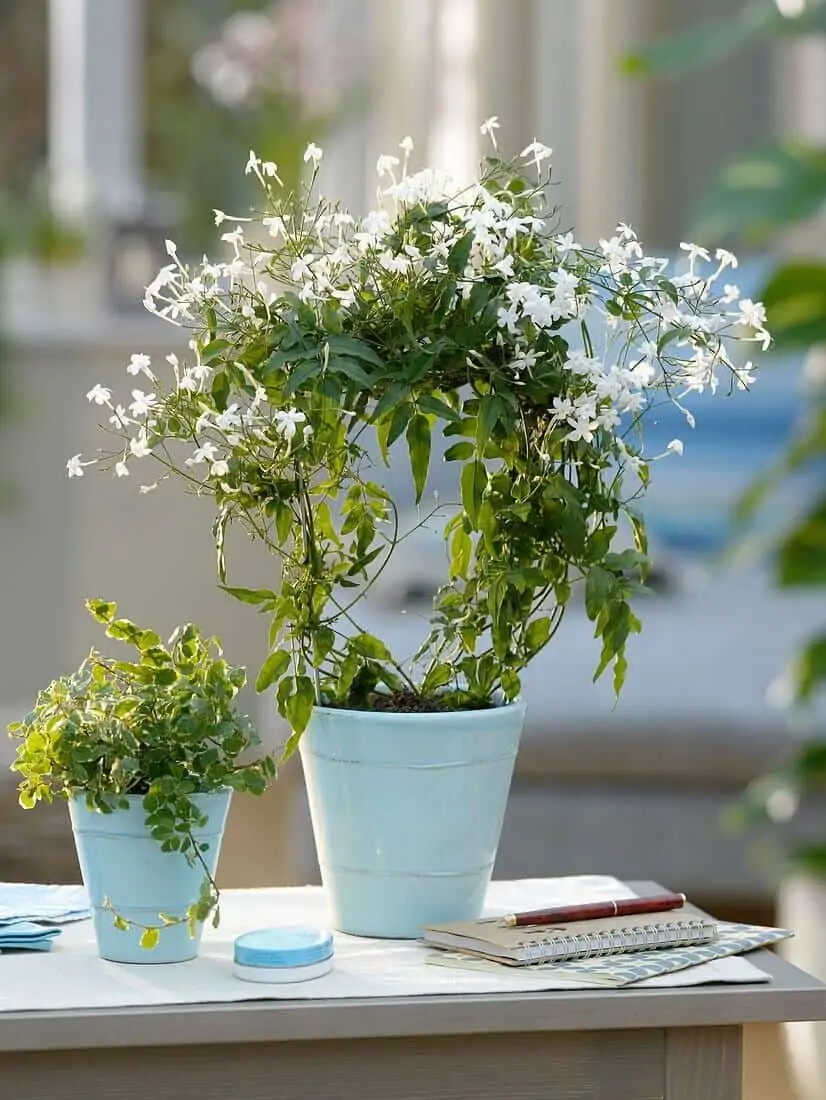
<box><xmin>1</xmin><ymin>2</ymin><xmax>826</xmax><ymax>1094</ymax></box>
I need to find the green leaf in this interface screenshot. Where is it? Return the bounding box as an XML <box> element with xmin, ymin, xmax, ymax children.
<box><xmin>113</xmin><ymin>915</ymin><xmax>129</xmax><ymax>932</ymax></box>
<box><xmin>255</xmin><ymin>650</ymin><xmax>291</xmax><ymax>693</ymax></box>
<box><xmin>525</xmin><ymin>617</ymin><xmax>552</xmax><ymax>654</ymax></box>
<box><xmin>444</xmin><ymin>441</ymin><xmax>474</xmax><ymax>462</ymax></box>
<box><xmin>761</xmin><ymin>262</ymin><xmax>826</xmax><ymax>348</ymax></box>
<box><xmin>422</xmin><ymin>662</ymin><xmax>453</xmax><ymax>695</ymax></box>
<box><xmin>692</xmin><ymin>141</ymin><xmax>826</xmax><ymax>244</ymax></box>
<box><xmin>330</xmin><ymin>356</ymin><xmax>372</xmax><ymax>389</ymax></box>
<box><xmin>477</xmin><ymin>395</ymin><xmax>505</xmax><ymax>446</ymax></box>
<box><xmin>284</xmin><ymin>359</ymin><xmax>320</xmax><ymax>394</ymax></box>
<box><xmin>370</xmin><ymin>381</ymin><xmax>408</xmax><ymax>423</ymax></box>
<box><xmin>584</xmin><ymin>568</ymin><xmax>617</xmax><ymax>621</ymax></box>
<box><xmin>622</xmin><ymin>2</ymin><xmax>781</xmax><ymax>80</ymax></box>
<box><xmin>219</xmin><ymin>586</ymin><xmax>276</xmax><ymax>606</ymax></box>
<box><xmin>792</xmin><ymin>636</ymin><xmax>826</xmax><ymax>704</ymax></box>
<box><xmin>461</xmin><ymin>461</ymin><xmax>487</xmax><ymax>529</ymax></box>
<box><xmin>211</xmin><ymin>372</ymin><xmax>230</xmax><ymax>413</ymax></box>
<box><xmin>350</xmin><ymin>633</ymin><xmax>393</xmax><ymax>661</ymax></box>
<box><xmin>326</xmin><ymin>334</ymin><xmax>384</xmax><ymax>367</ymax></box>
<box><xmin>418</xmin><ymin>394</ymin><xmax>461</xmax><ymax>422</ymax></box>
<box><xmin>406</xmin><ymin>413</ymin><xmax>431</xmax><ymax>503</ymax></box>
<box><xmin>450</xmin><ymin>525</ymin><xmax>473</xmax><ymax>580</ymax></box>
<box><xmin>86</xmin><ymin>599</ymin><xmax>117</xmax><ymax>624</ymax></box>
<box><xmin>386</xmin><ymin>401</ymin><xmax>413</xmax><ymax>448</ymax></box>
<box><xmin>779</xmin><ymin>496</ymin><xmax>826</xmax><ymax>586</ymax></box>
<box><xmin>447</xmin><ymin>232</ymin><xmax>474</xmax><ymax>275</ymax></box>
<box><xmin>284</xmin><ymin>675</ymin><xmax>315</xmax><ymax>735</ymax></box>
<box><xmin>200</xmin><ymin>338</ymin><xmax>232</xmax><ymax>362</ymax></box>
<box><xmin>139</xmin><ymin>926</ymin><xmax>160</xmax><ymax>950</ymax></box>
<box><xmin>613</xmin><ymin>652</ymin><xmax>629</xmax><ymax>697</ymax></box>
<box><xmin>274</xmin><ymin>502</ymin><xmax>293</xmax><ymax>546</ymax></box>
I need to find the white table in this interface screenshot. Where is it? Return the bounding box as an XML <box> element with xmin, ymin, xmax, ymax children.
<box><xmin>2</xmin><ymin>882</ymin><xmax>825</xmax><ymax>1099</ymax></box>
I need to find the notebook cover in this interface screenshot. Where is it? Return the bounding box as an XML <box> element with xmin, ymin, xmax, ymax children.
<box><xmin>425</xmin><ymin>921</ymin><xmax>794</xmax><ymax>987</ymax></box>
<box><xmin>423</xmin><ymin>909</ymin><xmax>717</xmax><ymax>964</ymax></box>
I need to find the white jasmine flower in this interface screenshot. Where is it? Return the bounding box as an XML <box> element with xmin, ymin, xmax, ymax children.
<box><xmin>129</xmin><ymin>431</ymin><xmax>152</xmax><ymax>459</ymax></box>
<box><xmin>109</xmin><ymin>404</ymin><xmax>131</xmax><ymax>428</ymax></box>
<box><xmin>304</xmin><ymin>143</ymin><xmax>323</xmax><ymax>166</ymax></box>
<box><xmin>261</xmin><ymin>160</ymin><xmax>280</xmax><ymax>180</ymax></box>
<box><xmin>66</xmin><ymin>454</ymin><xmax>86</xmax><ymax>478</ymax></box>
<box><xmin>127</xmin><ymin>353</ymin><xmax>153</xmax><ymax>378</ymax></box>
<box><xmin>245</xmin><ymin>150</ymin><xmax>261</xmax><ymax>176</ymax></box>
<box><xmin>185</xmin><ymin>441</ymin><xmax>218</xmax><ymax>467</ymax></box>
<box><xmin>715</xmin><ymin>247</ymin><xmax>738</xmax><ymax>270</ymax></box>
<box><xmin>551</xmin><ymin>396</ymin><xmax>575</xmax><ymax>420</ymax></box>
<box><xmin>379</xmin><ymin>251</ymin><xmax>408</xmax><ymax>274</ymax></box>
<box><xmin>566</xmin><ymin>416</ymin><xmax>600</xmax><ymax>444</ymax></box>
<box><xmin>737</xmin><ymin>298</ymin><xmax>768</xmax><ymax>330</ymax></box>
<box><xmin>399</xmin><ymin>135</ymin><xmax>414</xmax><ymax>154</ymax></box>
<box><xmin>139</xmin><ymin>482</ymin><xmax>158</xmax><ymax>495</ymax></box>
<box><xmin>666</xmin><ymin>439</ymin><xmax>684</xmax><ymax>456</ymax></box>
<box><xmin>680</xmin><ymin>241</ymin><xmax>711</xmax><ymax>264</ymax></box>
<box><xmin>215</xmin><ymin>404</ymin><xmax>241</xmax><ymax>431</ymax></box>
<box><xmin>115</xmin><ymin>460</ymin><xmax>130</xmax><ymax>478</ymax></box>
<box><xmin>376</xmin><ymin>153</ymin><xmax>400</xmax><ymax>179</ymax></box>
<box><xmin>290</xmin><ymin>256</ymin><xmax>313</xmax><ymax>282</ymax></box>
<box><xmin>178</xmin><ymin>371</ymin><xmax>198</xmax><ymax>392</ymax></box>
<box><xmin>128</xmin><ymin>389</ymin><xmax>157</xmax><ymax>418</ymax></box>
<box><xmin>480</xmin><ymin>117</ymin><xmax>500</xmax><ymax>148</ymax></box>
<box><xmin>722</xmin><ymin>283</ymin><xmax>740</xmax><ymax>304</ymax></box>
<box><xmin>520</xmin><ymin>140</ymin><xmax>552</xmax><ymax>170</ymax></box>
<box><xmin>617</xmin><ymin>438</ymin><xmax>644</xmax><ymax>477</ymax></box>
<box><xmin>616</xmin><ymin>222</ymin><xmax>637</xmax><ymax>240</ymax></box>
<box><xmin>165</xmin><ymin>239</ymin><xmax>178</xmax><ymax>258</ymax></box>
<box><xmin>86</xmin><ymin>384</ymin><xmax>111</xmax><ymax>405</ymax></box>
<box><xmin>213</xmin><ymin>209</ymin><xmax>227</xmax><ymax>226</ymax></box>
<box><xmin>332</xmin><ymin>286</ymin><xmax>356</xmax><ymax>309</ymax></box>
<box><xmin>221</xmin><ymin>226</ymin><xmax>245</xmax><ymax>250</ymax></box>
<box><xmin>734</xmin><ymin>361</ymin><xmax>757</xmax><ymax>389</ymax></box>
<box><xmin>210</xmin><ymin>459</ymin><xmax>230</xmax><ymax>478</ymax></box>
<box><xmin>263</xmin><ymin>215</ymin><xmax>286</xmax><ymax>239</ymax></box>
<box><xmin>555</xmin><ymin>232</ymin><xmax>580</xmax><ymax>258</ymax></box>
<box><xmin>274</xmin><ymin>408</ymin><xmax>307</xmax><ymax>446</ymax></box>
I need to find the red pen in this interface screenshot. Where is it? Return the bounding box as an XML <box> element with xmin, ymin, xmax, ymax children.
<box><xmin>501</xmin><ymin>891</ymin><xmax>686</xmax><ymax>928</ymax></box>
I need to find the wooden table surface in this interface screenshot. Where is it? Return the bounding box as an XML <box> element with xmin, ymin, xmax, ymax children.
<box><xmin>2</xmin><ymin>881</ymin><xmax>825</xmax><ymax>1100</ymax></box>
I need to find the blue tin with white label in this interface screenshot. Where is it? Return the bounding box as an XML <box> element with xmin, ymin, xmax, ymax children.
<box><xmin>233</xmin><ymin>926</ymin><xmax>334</xmax><ymax>984</ymax></box>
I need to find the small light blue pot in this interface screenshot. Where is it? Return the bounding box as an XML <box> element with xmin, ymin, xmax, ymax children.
<box><xmin>69</xmin><ymin>789</ymin><xmax>232</xmax><ymax>964</ymax></box>
<box><xmin>299</xmin><ymin>699</ymin><xmax>525</xmax><ymax>938</ymax></box>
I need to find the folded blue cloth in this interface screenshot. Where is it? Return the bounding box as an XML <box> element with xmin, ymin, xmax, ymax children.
<box><xmin>0</xmin><ymin>921</ymin><xmax>62</xmax><ymax>951</ymax></box>
<box><xmin>0</xmin><ymin>883</ymin><xmax>90</xmax><ymax>925</ymax></box>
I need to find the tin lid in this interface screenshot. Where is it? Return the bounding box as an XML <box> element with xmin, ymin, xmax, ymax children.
<box><xmin>233</xmin><ymin>926</ymin><xmax>334</xmax><ymax>969</ymax></box>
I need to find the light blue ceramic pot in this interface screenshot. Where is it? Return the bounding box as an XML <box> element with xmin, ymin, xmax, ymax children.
<box><xmin>69</xmin><ymin>789</ymin><xmax>232</xmax><ymax>964</ymax></box>
<box><xmin>299</xmin><ymin>699</ymin><xmax>525</xmax><ymax>938</ymax></box>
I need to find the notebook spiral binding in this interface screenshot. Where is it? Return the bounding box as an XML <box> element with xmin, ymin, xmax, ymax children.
<box><xmin>521</xmin><ymin>919</ymin><xmax>711</xmax><ymax>964</ymax></box>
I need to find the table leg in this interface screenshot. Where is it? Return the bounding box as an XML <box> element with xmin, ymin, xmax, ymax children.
<box><xmin>665</xmin><ymin>1026</ymin><xmax>743</xmax><ymax>1100</ymax></box>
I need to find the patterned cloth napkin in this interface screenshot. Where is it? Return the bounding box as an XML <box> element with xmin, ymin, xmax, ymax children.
<box><xmin>0</xmin><ymin>883</ymin><xmax>91</xmax><ymax>952</ymax></box>
<box><xmin>0</xmin><ymin>921</ymin><xmax>63</xmax><ymax>952</ymax></box>
<box><xmin>0</xmin><ymin>883</ymin><xmax>90</xmax><ymax>925</ymax></box>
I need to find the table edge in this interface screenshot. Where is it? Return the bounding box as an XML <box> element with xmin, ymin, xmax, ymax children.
<box><xmin>1</xmin><ymin>949</ymin><xmax>825</xmax><ymax>1053</ymax></box>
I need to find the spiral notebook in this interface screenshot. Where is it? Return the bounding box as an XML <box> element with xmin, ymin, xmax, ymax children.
<box><xmin>422</xmin><ymin>909</ymin><xmax>717</xmax><ymax>966</ymax></box>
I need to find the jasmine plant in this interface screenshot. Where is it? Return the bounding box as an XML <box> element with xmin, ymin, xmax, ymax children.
<box><xmin>70</xmin><ymin>127</ymin><xmax>769</xmax><ymax>754</ymax></box>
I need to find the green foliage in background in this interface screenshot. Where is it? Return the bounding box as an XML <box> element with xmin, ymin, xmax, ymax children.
<box><xmin>8</xmin><ymin>599</ymin><xmax>276</xmax><ymax>945</ymax></box>
<box><xmin>629</xmin><ymin>0</ymin><xmax>826</xmax><ymax>874</ymax></box>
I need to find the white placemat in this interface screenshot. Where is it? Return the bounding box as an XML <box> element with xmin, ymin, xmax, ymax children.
<box><xmin>0</xmin><ymin>877</ymin><xmax>769</xmax><ymax>1013</ymax></box>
